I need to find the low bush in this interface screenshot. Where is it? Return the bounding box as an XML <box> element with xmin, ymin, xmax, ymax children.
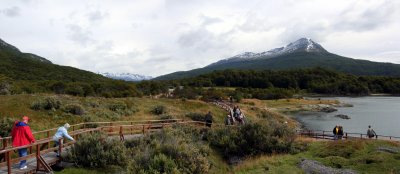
<box><xmin>0</xmin><ymin>117</ymin><xmax>14</xmax><ymax>137</ymax></box>
<box><xmin>125</xmin><ymin>126</ymin><xmax>210</xmax><ymax>174</ymax></box>
<box><xmin>151</xmin><ymin>105</ymin><xmax>167</xmax><ymax>115</ymax></box>
<box><xmin>65</xmin><ymin>132</ymin><xmax>128</xmax><ymax>168</ymax></box>
<box><xmin>108</xmin><ymin>101</ymin><xmax>138</xmax><ymax>116</ymax></box>
<box><xmin>208</xmin><ymin>120</ymin><xmax>295</xmax><ymax>159</ymax></box>
<box><xmin>64</xmin><ymin>104</ymin><xmax>85</xmax><ymax>115</ymax></box>
<box><xmin>30</xmin><ymin>97</ymin><xmax>62</xmax><ymax>110</ymax></box>
<box><xmin>185</xmin><ymin>112</ymin><xmax>204</xmax><ymax>122</ymax></box>
<box><xmin>159</xmin><ymin>114</ymin><xmax>174</xmax><ymax>120</ymax></box>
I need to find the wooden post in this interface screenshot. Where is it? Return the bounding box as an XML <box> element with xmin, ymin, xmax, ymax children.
<box><xmin>47</xmin><ymin>131</ymin><xmax>50</xmax><ymax>149</ymax></box>
<box><xmin>130</xmin><ymin>122</ymin><xmax>133</xmax><ymax>135</ymax></box>
<box><xmin>36</xmin><ymin>144</ymin><xmax>40</xmax><ymax>170</ymax></box>
<box><xmin>6</xmin><ymin>151</ymin><xmax>11</xmax><ymax>174</ymax></box>
<box><xmin>2</xmin><ymin>139</ymin><xmax>7</xmax><ymax>150</ymax></box>
<box><xmin>322</xmin><ymin>131</ymin><xmax>325</xmax><ymax>139</ymax></box>
<box><xmin>58</xmin><ymin>138</ymin><xmax>63</xmax><ymax>159</ymax></box>
<box><xmin>142</xmin><ymin>125</ymin><xmax>145</xmax><ymax>134</ymax></box>
<box><xmin>345</xmin><ymin>133</ymin><xmax>348</xmax><ymax>139</ymax></box>
<box><xmin>360</xmin><ymin>134</ymin><xmax>362</xmax><ymax>139</ymax></box>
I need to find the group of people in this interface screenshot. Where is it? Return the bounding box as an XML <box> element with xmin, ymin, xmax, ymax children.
<box><xmin>225</xmin><ymin>105</ymin><xmax>245</xmax><ymax>125</ymax></box>
<box><xmin>332</xmin><ymin>125</ymin><xmax>344</xmax><ymax>140</ymax></box>
<box><xmin>332</xmin><ymin>124</ymin><xmax>377</xmax><ymax>140</ymax></box>
<box><xmin>10</xmin><ymin>116</ymin><xmax>74</xmax><ymax>170</ymax></box>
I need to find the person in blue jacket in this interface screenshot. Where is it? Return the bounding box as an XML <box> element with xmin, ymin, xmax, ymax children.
<box><xmin>53</xmin><ymin>123</ymin><xmax>75</xmax><ymax>156</ymax></box>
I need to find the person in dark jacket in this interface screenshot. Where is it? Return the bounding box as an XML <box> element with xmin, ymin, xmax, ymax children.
<box><xmin>338</xmin><ymin>126</ymin><xmax>344</xmax><ymax>139</ymax></box>
<box><xmin>205</xmin><ymin>111</ymin><xmax>213</xmax><ymax>127</ymax></box>
<box><xmin>11</xmin><ymin>116</ymin><xmax>35</xmax><ymax>170</ymax></box>
<box><xmin>367</xmin><ymin>125</ymin><xmax>376</xmax><ymax>139</ymax></box>
<box><xmin>333</xmin><ymin>125</ymin><xmax>339</xmax><ymax>140</ymax></box>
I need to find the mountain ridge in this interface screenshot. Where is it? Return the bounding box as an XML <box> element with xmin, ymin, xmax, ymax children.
<box><xmin>0</xmin><ymin>38</ymin><xmax>109</xmax><ymax>82</ymax></box>
<box><xmin>100</xmin><ymin>72</ymin><xmax>152</xmax><ymax>81</ymax></box>
<box><xmin>155</xmin><ymin>38</ymin><xmax>400</xmax><ymax>80</ymax></box>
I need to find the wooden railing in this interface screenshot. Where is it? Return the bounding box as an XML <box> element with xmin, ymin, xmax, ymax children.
<box><xmin>0</xmin><ymin>119</ymin><xmax>204</xmax><ymax>174</ymax></box>
<box><xmin>297</xmin><ymin>130</ymin><xmax>400</xmax><ymax>141</ymax></box>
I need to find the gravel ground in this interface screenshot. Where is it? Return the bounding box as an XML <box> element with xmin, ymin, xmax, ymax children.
<box><xmin>299</xmin><ymin>159</ymin><xmax>357</xmax><ymax>174</ymax></box>
<box><xmin>377</xmin><ymin>146</ymin><xmax>399</xmax><ymax>154</ymax></box>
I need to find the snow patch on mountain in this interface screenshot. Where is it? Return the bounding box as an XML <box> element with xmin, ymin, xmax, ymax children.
<box><xmin>100</xmin><ymin>72</ymin><xmax>152</xmax><ymax>81</ymax></box>
<box><xmin>208</xmin><ymin>38</ymin><xmax>327</xmax><ymax>67</ymax></box>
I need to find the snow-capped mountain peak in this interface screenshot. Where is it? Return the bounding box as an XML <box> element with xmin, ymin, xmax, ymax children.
<box><xmin>208</xmin><ymin>38</ymin><xmax>327</xmax><ymax>67</ymax></box>
<box><xmin>100</xmin><ymin>72</ymin><xmax>152</xmax><ymax>81</ymax></box>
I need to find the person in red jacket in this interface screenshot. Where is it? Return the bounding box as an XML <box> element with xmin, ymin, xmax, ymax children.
<box><xmin>11</xmin><ymin>116</ymin><xmax>35</xmax><ymax>170</ymax></box>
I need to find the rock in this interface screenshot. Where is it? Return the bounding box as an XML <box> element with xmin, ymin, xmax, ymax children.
<box><xmin>320</xmin><ymin>107</ymin><xmax>338</xmax><ymax>113</ymax></box>
<box><xmin>299</xmin><ymin>159</ymin><xmax>357</xmax><ymax>174</ymax></box>
<box><xmin>335</xmin><ymin>114</ymin><xmax>351</xmax><ymax>119</ymax></box>
<box><xmin>377</xmin><ymin>147</ymin><xmax>399</xmax><ymax>154</ymax></box>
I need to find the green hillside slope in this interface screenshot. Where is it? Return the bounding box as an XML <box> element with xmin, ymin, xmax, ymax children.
<box><xmin>155</xmin><ymin>52</ymin><xmax>400</xmax><ymax>80</ymax></box>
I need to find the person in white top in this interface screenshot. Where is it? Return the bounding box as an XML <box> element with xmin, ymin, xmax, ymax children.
<box><xmin>53</xmin><ymin>123</ymin><xmax>75</xmax><ymax>156</ymax></box>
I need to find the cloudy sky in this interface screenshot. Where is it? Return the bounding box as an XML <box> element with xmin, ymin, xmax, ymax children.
<box><xmin>1</xmin><ymin>0</ymin><xmax>400</xmax><ymax>77</ymax></box>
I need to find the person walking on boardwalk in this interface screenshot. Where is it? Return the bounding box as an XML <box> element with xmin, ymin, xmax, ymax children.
<box><xmin>205</xmin><ymin>111</ymin><xmax>213</xmax><ymax>127</ymax></box>
<box><xmin>11</xmin><ymin>116</ymin><xmax>35</xmax><ymax>170</ymax></box>
<box><xmin>367</xmin><ymin>125</ymin><xmax>376</xmax><ymax>139</ymax></box>
<box><xmin>333</xmin><ymin>125</ymin><xmax>339</xmax><ymax>140</ymax></box>
<box><xmin>53</xmin><ymin>123</ymin><xmax>75</xmax><ymax>157</ymax></box>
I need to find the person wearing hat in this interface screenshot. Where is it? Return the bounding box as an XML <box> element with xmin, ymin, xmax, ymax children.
<box><xmin>53</xmin><ymin>123</ymin><xmax>75</xmax><ymax>157</ymax></box>
<box><xmin>11</xmin><ymin>116</ymin><xmax>35</xmax><ymax>170</ymax></box>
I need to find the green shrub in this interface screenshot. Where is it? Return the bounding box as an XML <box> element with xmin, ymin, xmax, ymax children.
<box><xmin>0</xmin><ymin>117</ymin><xmax>14</xmax><ymax>137</ymax></box>
<box><xmin>160</xmin><ymin>114</ymin><xmax>174</xmax><ymax>120</ymax></box>
<box><xmin>64</xmin><ymin>104</ymin><xmax>85</xmax><ymax>115</ymax></box>
<box><xmin>151</xmin><ymin>105</ymin><xmax>166</xmax><ymax>115</ymax></box>
<box><xmin>208</xmin><ymin>121</ymin><xmax>295</xmax><ymax>159</ymax></box>
<box><xmin>65</xmin><ymin>132</ymin><xmax>128</xmax><ymax>168</ymax></box>
<box><xmin>126</xmin><ymin>126</ymin><xmax>210</xmax><ymax>174</ymax></box>
<box><xmin>96</xmin><ymin>111</ymin><xmax>120</xmax><ymax>121</ymax></box>
<box><xmin>108</xmin><ymin>101</ymin><xmax>127</xmax><ymax>111</ymax></box>
<box><xmin>30</xmin><ymin>101</ymin><xmax>42</xmax><ymax>111</ymax></box>
<box><xmin>108</xmin><ymin>101</ymin><xmax>138</xmax><ymax>116</ymax></box>
<box><xmin>185</xmin><ymin>112</ymin><xmax>204</xmax><ymax>122</ymax></box>
<box><xmin>82</xmin><ymin>115</ymin><xmax>99</xmax><ymax>128</ymax></box>
<box><xmin>30</xmin><ymin>97</ymin><xmax>62</xmax><ymax>110</ymax></box>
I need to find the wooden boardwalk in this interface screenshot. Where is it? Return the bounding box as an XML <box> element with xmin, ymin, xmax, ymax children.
<box><xmin>0</xmin><ymin>119</ymin><xmax>205</xmax><ymax>174</ymax></box>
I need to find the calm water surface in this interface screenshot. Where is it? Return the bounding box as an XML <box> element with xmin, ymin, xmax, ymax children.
<box><xmin>294</xmin><ymin>97</ymin><xmax>400</xmax><ymax>137</ymax></box>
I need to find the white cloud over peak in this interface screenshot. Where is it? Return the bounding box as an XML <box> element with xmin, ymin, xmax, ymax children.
<box><xmin>0</xmin><ymin>0</ymin><xmax>399</xmax><ymax>77</ymax></box>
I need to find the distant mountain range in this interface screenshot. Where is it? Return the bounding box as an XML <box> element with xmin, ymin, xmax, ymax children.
<box><xmin>155</xmin><ymin>38</ymin><xmax>400</xmax><ymax>80</ymax></box>
<box><xmin>100</xmin><ymin>72</ymin><xmax>152</xmax><ymax>81</ymax></box>
<box><xmin>0</xmin><ymin>38</ymin><xmax>110</xmax><ymax>82</ymax></box>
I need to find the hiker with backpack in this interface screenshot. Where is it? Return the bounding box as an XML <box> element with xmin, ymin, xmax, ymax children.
<box><xmin>367</xmin><ymin>125</ymin><xmax>376</xmax><ymax>139</ymax></box>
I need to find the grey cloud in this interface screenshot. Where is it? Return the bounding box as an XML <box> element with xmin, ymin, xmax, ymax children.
<box><xmin>86</xmin><ymin>10</ymin><xmax>109</xmax><ymax>23</ymax></box>
<box><xmin>334</xmin><ymin>1</ymin><xmax>398</xmax><ymax>32</ymax></box>
<box><xmin>145</xmin><ymin>56</ymin><xmax>172</xmax><ymax>63</ymax></box>
<box><xmin>237</xmin><ymin>13</ymin><xmax>273</xmax><ymax>32</ymax></box>
<box><xmin>67</xmin><ymin>24</ymin><xmax>95</xmax><ymax>46</ymax></box>
<box><xmin>200</xmin><ymin>15</ymin><xmax>223</xmax><ymax>26</ymax></box>
<box><xmin>2</xmin><ymin>6</ymin><xmax>20</xmax><ymax>17</ymax></box>
<box><xmin>279</xmin><ymin>22</ymin><xmax>329</xmax><ymax>44</ymax></box>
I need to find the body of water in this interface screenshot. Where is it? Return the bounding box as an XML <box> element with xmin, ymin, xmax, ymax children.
<box><xmin>294</xmin><ymin>96</ymin><xmax>400</xmax><ymax>137</ymax></box>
